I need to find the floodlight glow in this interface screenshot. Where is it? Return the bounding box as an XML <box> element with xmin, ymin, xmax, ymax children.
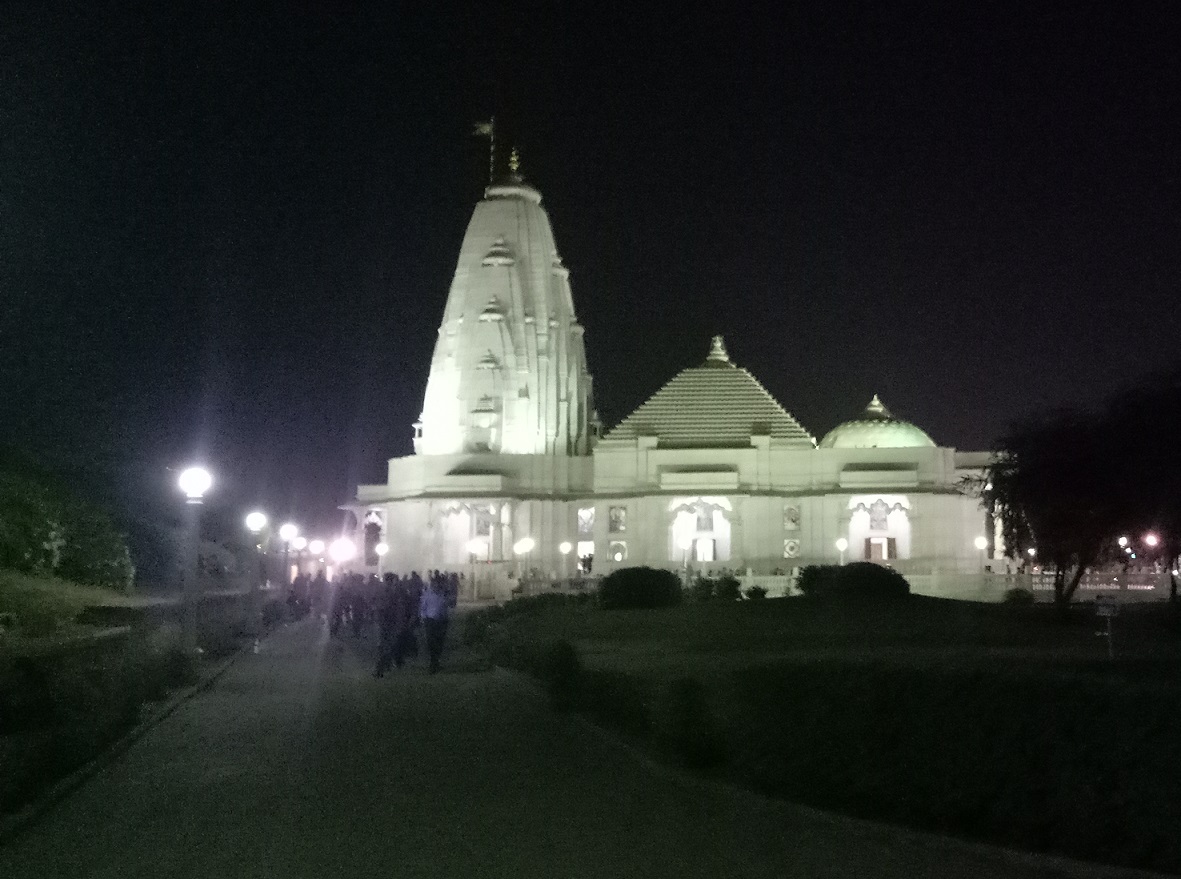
<box><xmin>974</xmin><ymin>536</ymin><xmax>988</xmax><ymax>551</ymax></box>
<box><xmin>1027</xmin><ymin>547</ymin><xmax>1036</xmax><ymax>557</ymax></box>
<box><xmin>329</xmin><ymin>537</ymin><xmax>356</xmax><ymax>563</ymax></box>
<box><xmin>178</xmin><ymin>466</ymin><xmax>212</xmax><ymax>500</ymax></box>
<box><xmin>678</xmin><ymin>537</ymin><xmax>693</xmax><ymax>551</ymax></box>
<box><xmin>308</xmin><ymin>539</ymin><xmax>326</xmax><ymax>555</ymax></box>
<box><xmin>1117</xmin><ymin>536</ymin><xmax>1128</xmax><ymax>547</ymax></box>
<box><xmin>375</xmin><ymin>542</ymin><xmax>389</xmax><ymax>557</ymax></box>
<box><xmin>245</xmin><ymin>511</ymin><xmax>268</xmax><ymax>533</ymax></box>
<box><xmin>279</xmin><ymin>523</ymin><xmax>299</xmax><ymax>542</ymax></box>
<box><xmin>1144</xmin><ymin>533</ymin><xmax>1160</xmax><ymax>547</ymax></box>
<box><xmin>465</xmin><ymin>538</ymin><xmax>486</xmax><ymax>555</ymax></box>
<box><xmin>835</xmin><ymin>537</ymin><xmax>848</xmax><ymax>552</ymax></box>
<box><xmin>558</xmin><ymin>541</ymin><xmax>573</xmax><ymax>555</ymax></box>
<box><xmin>513</xmin><ymin>537</ymin><xmax>535</xmax><ymax>555</ymax></box>
<box><xmin>292</xmin><ymin>536</ymin><xmax>307</xmax><ymax>550</ymax></box>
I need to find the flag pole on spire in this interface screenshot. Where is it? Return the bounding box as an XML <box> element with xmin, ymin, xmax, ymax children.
<box><xmin>472</xmin><ymin>118</ymin><xmax>495</xmax><ymax>183</ymax></box>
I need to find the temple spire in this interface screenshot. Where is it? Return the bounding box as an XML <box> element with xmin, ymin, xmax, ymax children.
<box><xmin>705</xmin><ymin>334</ymin><xmax>731</xmax><ymax>365</ymax></box>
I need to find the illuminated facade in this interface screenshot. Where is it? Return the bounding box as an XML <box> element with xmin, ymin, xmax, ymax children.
<box><xmin>351</xmin><ymin>174</ymin><xmax>991</xmax><ymax>597</ymax></box>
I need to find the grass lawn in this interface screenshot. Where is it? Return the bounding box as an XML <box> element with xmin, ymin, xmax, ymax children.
<box><xmin>0</xmin><ymin>570</ymin><xmax>159</xmax><ymax>639</ymax></box>
<box><xmin>484</xmin><ymin>594</ymin><xmax>1181</xmax><ymax>872</ymax></box>
<box><xmin>500</xmin><ymin>594</ymin><xmax>1181</xmax><ymax>679</ymax></box>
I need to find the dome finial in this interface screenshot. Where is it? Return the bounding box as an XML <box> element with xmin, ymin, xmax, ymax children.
<box><xmin>509</xmin><ymin>146</ymin><xmax>521</xmax><ymax>174</ymax></box>
<box><xmin>865</xmin><ymin>395</ymin><xmax>893</xmax><ymax>419</ymax></box>
<box><xmin>706</xmin><ymin>334</ymin><xmax>730</xmax><ymax>364</ymax></box>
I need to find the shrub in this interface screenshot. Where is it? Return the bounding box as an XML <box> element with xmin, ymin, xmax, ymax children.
<box><xmin>689</xmin><ymin>575</ymin><xmax>714</xmax><ymax>602</ymax></box>
<box><xmin>580</xmin><ymin>669</ymin><xmax>652</xmax><ymax>737</ymax></box>
<box><xmin>540</xmin><ymin>639</ymin><xmax>583</xmax><ymax>711</ymax></box>
<box><xmin>797</xmin><ymin>563</ymin><xmax>910</xmax><ymax>601</ymax></box>
<box><xmin>598</xmin><ymin>567</ymin><xmax>683</xmax><ymax>609</ymax></box>
<box><xmin>653</xmin><ymin>677</ymin><xmax>725</xmax><ymax>768</ymax></box>
<box><xmin>261</xmin><ymin>599</ymin><xmax>284</xmax><ymax>627</ymax></box>
<box><xmin>714</xmin><ymin>575</ymin><xmax>742</xmax><ymax>601</ymax></box>
<box><xmin>744</xmin><ymin>585</ymin><xmax>768</xmax><ymax>600</ymax></box>
<box><xmin>1004</xmin><ymin>587</ymin><xmax>1035</xmax><ymax>605</ymax></box>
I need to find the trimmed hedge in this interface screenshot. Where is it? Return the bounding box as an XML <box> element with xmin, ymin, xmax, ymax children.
<box><xmin>598</xmin><ymin>567</ymin><xmax>683</xmax><ymax>609</ymax></box>
<box><xmin>724</xmin><ymin>661</ymin><xmax>1181</xmax><ymax>872</ymax></box>
<box><xmin>797</xmin><ymin>562</ymin><xmax>910</xmax><ymax>600</ymax></box>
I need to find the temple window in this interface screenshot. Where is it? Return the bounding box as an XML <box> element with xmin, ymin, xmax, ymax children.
<box><xmin>609</xmin><ymin>541</ymin><xmax>628</xmax><ymax>562</ymax></box>
<box><xmin>578</xmin><ymin>506</ymin><xmax>595</xmax><ymax>535</ymax></box>
<box><xmin>608</xmin><ymin>506</ymin><xmax>627</xmax><ymax>533</ymax></box>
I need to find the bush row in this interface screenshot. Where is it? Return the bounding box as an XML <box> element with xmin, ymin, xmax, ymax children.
<box><xmin>500</xmin><ymin>637</ymin><xmax>725</xmax><ymax>767</ymax></box>
<box><xmin>0</xmin><ymin>627</ymin><xmax>200</xmax><ymax>813</ymax></box>
<box><xmin>796</xmin><ymin>562</ymin><xmax>910</xmax><ymax>600</ymax></box>
<box><xmin>723</xmin><ymin>661</ymin><xmax>1181</xmax><ymax>872</ymax></box>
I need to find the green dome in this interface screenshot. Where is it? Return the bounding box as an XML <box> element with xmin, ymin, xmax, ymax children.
<box><xmin>819</xmin><ymin>395</ymin><xmax>935</xmax><ymax>449</ymax></box>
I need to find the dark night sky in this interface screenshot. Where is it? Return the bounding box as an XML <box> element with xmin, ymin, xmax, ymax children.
<box><xmin>2</xmin><ymin>2</ymin><xmax>1179</xmax><ymax>533</ymax></box>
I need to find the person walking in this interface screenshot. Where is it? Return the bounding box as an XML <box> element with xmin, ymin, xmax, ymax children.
<box><xmin>419</xmin><ymin>576</ymin><xmax>450</xmax><ymax>674</ymax></box>
<box><xmin>373</xmin><ymin>574</ymin><xmax>411</xmax><ymax>678</ymax></box>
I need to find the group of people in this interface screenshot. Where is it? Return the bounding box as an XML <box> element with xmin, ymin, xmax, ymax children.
<box><xmin>284</xmin><ymin>569</ymin><xmax>459</xmax><ymax>675</ymax></box>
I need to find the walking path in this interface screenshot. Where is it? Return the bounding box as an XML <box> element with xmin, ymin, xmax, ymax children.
<box><xmin>0</xmin><ymin>622</ymin><xmax>1161</xmax><ymax>878</ymax></box>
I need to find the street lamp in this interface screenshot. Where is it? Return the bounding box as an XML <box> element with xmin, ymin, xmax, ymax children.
<box><xmin>974</xmin><ymin>535</ymin><xmax>988</xmax><ymax>570</ymax></box>
<box><xmin>329</xmin><ymin>537</ymin><xmax>356</xmax><ymax>565</ymax></box>
<box><xmin>1117</xmin><ymin>536</ymin><xmax>1129</xmax><ymax>548</ymax></box>
<box><xmin>835</xmin><ymin>537</ymin><xmax>848</xmax><ymax>566</ymax></box>
<box><xmin>513</xmin><ymin>537</ymin><xmax>535</xmax><ymax>584</ymax></box>
<box><xmin>244</xmin><ymin>511</ymin><xmax>268</xmax><ymax>622</ymax></box>
<box><xmin>308</xmin><ymin>538</ymin><xmax>326</xmax><ymax>556</ymax></box>
<box><xmin>678</xmin><ymin>536</ymin><xmax>693</xmax><ymax>577</ymax></box>
<box><xmin>374</xmin><ymin>541</ymin><xmax>389</xmax><ymax>576</ymax></box>
<box><xmin>278</xmin><ymin>523</ymin><xmax>298</xmax><ymax>587</ymax></box>
<box><xmin>466</xmin><ymin>538</ymin><xmax>486</xmax><ymax>600</ymax></box>
<box><xmin>177</xmin><ymin>466</ymin><xmax>212</xmax><ymax>650</ymax></box>
<box><xmin>1144</xmin><ymin>533</ymin><xmax>1160</xmax><ymax>548</ymax></box>
<box><xmin>559</xmin><ymin>540</ymin><xmax>573</xmax><ymax>581</ymax></box>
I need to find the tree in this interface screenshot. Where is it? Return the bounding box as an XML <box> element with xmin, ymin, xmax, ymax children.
<box><xmin>986</xmin><ymin>410</ymin><xmax>1122</xmax><ymax>609</ymax></box>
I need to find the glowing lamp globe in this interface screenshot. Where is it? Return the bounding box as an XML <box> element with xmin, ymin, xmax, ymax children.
<box><xmin>245</xmin><ymin>511</ymin><xmax>268</xmax><ymax>533</ymax></box>
<box><xmin>374</xmin><ymin>542</ymin><xmax>389</xmax><ymax>557</ymax></box>
<box><xmin>974</xmin><ymin>536</ymin><xmax>988</xmax><ymax>551</ymax></box>
<box><xmin>279</xmin><ymin>523</ymin><xmax>299</xmax><ymax>543</ymax></box>
<box><xmin>1027</xmin><ymin>547</ymin><xmax>1036</xmax><ymax>557</ymax></box>
<box><xmin>513</xmin><ymin>537</ymin><xmax>535</xmax><ymax>556</ymax></box>
<box><xmin>291</xmin><ymin>536</ymin><xmax>307</xmax><ymax>551</ymax></box>
<box><xmin>329</xmin><ymin>537</ymin><xmax>356</xmax><ymax>564</ymax></box>
<box><xmin>559</xmin><ymin>541</ymin><xmax>573</xmax><ymax>555</ymax></box>
<box><xmin>308</xmin><ymin>539</ymin><xmax>326</xmax><ymax>556</ymax></box>
<box><xmin>1117</xmin><ymin>536</ymin><xmax>1128</xmax><ymax>547</ymax></box>
<box><xmin>178</xmin><ymin>466</ymin><xmax>212</xmax><ymax>501</ymax></box>
<box><xmin>1144</xmin><ymin>533</ymin><xmax>1160</xmax><ymax>547</ymax></box>
<box><xmin>835</xmin><ymin>537</ymin><xmax>848</xmax><ymax>552</ymax></box>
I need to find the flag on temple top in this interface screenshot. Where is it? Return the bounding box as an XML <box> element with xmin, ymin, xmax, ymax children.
<box><xmin>472</xmin><ymin>121</ymin><xmax>494</xmax><ymax>137</ymax></box>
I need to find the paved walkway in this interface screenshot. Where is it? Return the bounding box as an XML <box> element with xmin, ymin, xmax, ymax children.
<box><xmin>0</xmin><ymin>622</ymin><xmax>1160</xmax><ymax>878</ymax></box>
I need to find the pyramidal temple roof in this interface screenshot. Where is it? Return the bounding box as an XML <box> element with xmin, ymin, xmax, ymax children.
<box><xmin>601</xmin><ymin>336</ymin><xmax>815</xmax><ymax>447</ymax></box>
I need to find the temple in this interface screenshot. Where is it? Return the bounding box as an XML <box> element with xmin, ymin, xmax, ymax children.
<box><xmin>351</xmin><ymin>169</ymin><xmax>994</xmax><ymax>598</ymax></box>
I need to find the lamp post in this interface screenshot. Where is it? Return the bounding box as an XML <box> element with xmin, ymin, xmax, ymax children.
<box><xmin>835</xmin><ymin>537</ymin><xmax>848</xmax><ymax>566</ymax></box>
<box><xmin>466</xmin><ymin>538</ymin><xmax>486</xmax><ymax>601</ymax></box>
<box><xmin>678</xmin><ymin>537</ymin><xmax>693</xmax><ymax>580</ymax></box>
<box><xmin>559</xmin><ymin>541</ymin><xmax>573</xmax><ymax>583</ymax></box>
<box><xmin>329</xmin><ymin>537</ymin><xmax>356</xmax><ymax>570</ymax></box>
<box><xmin>513</xmin><ymin>537</ymin><xmax>535</xmax><ymax>588</ymax></box>
<box><xmin>245</xmin><ymin>511</ymin><xmax>268</xmax><ymax>628</ymax></box>
<box><xmin>375</xmin><ymin>541</ymin><xmax>389</xmax><ymax>576</ymax></box>
<box><xmin>177</xmin><ymin>466</ymin><xmax>212</xmax><ymax>651</ymax></box>
<box><xmin>974</xmin><ymin>535</ymin><xmax>988</xmax><ymax>571</ymax></box>
<box><xmin>278</xmin><ymin>523</ymin><xmax>299</xmax><ymax>588</ymax></box>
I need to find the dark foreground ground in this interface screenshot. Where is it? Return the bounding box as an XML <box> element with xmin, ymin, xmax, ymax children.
<box><xmin>0</xmin><ymin>620</ymin><xmax>1165</xmax><ymax>879</ymax></box>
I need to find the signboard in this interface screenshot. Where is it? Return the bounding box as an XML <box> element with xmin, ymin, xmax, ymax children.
<box><xmin>1095</xmin><ymin>598</ymin><xmax>1120</xmax><ymax>617</ymax></box>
